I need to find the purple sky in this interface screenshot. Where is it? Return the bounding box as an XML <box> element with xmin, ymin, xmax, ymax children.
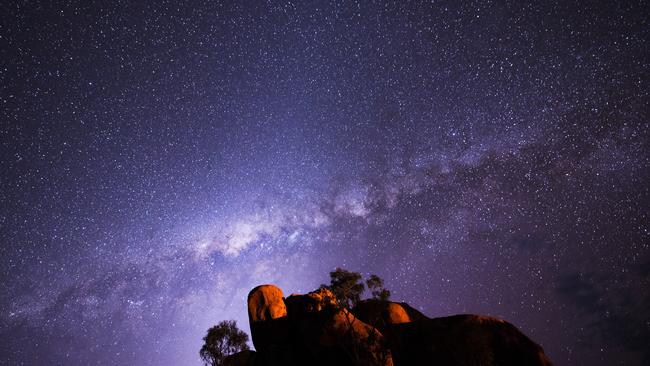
<box><xmin>1</xmin><ymin>1</ymin><xmax>648</xmax><ymax>365</ymax></box>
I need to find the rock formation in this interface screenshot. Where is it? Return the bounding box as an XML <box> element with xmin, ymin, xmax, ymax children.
<box><xmin>353</xmin><ymin>300</ymin><xmax>428</xmax><ymax>333</ymax></box>
<box><xmin>248</xmin><ymin>285</ymin><xmax>287</xmax><ymax>324</ymax></box>
<box><xmin>387</xmin><ymin>315</ymin><xmax>553</xmax><ymax>366</ymax></box>
<box><xmin>246</xmin><ymin>284</ymin><xmax>291</xmax><ymax>364</ymax></box>
<box><xmin>224</xmin><ymin>284</ymin><xmax>552</xmax><ymax>366</ymax></box>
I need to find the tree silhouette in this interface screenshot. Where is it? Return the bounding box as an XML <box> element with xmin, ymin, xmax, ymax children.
<box><xmin>322</xmin><ymin>268</ymin><xmax>393</xmax><ymax>309</ymax></box>
<box><xmin>321</xmin><ymin>269</ymin><xmax>393</xmax><ymax>366</ymax></box>
<box><xmin>324</xmin><ymin>267</ymin><xmax>366</xmax><ymax>308</ymax></box>
<box><xmin>199</xmin><ymin>320</ymin><xmax>250</xmax><ymax>366</ymax></box>
<box><xmin>366</xmin><ymin>274</ymin><xmax>390</xmax><ymax>302</ymax></box>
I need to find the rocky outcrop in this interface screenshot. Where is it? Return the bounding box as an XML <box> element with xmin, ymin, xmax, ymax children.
<box><xmin>287</xmin><ymin>288</ymin><xmax>392</xmax><ymax>366</ymax></box>
<box><xmin>243</xmin><ymin>284</ymin><xmax>552</xmax><ymax>366</ymax></box>
<box><xmin>283</xmin><ymin>288</ymin><xmax>392</xmax><ymax>366</ymax></box>
<box><xmin>386</xmin><ymin>314</ymin><xmax>553</xmax><ymax>366</ymax></box>
<box><xmin>285</xmin><ymin>287</ymin><xmax>337</xmax><ymax>315</ymax></box>
<box><xmin>353</xmin><ymin>300</ymin><xmax>428</xmax><ymax>333</ymax></box>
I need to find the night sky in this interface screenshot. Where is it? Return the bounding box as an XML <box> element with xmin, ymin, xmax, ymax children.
<box><xmin>1</xmin><ymin>1</ymin><xmax>648</xmax><ymax>365</ymax></box>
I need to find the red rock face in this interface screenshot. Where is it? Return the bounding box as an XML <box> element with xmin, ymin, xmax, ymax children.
<box><xmin>247</xmin><ymin>284</ymin><xmax>289</xmax><ymax>353</ymax></box>
<box><xmin>247</xmin><ymin>284</ymin><xmax>287</xmax><ymax>323</ymax></box>
<box><xmin>285</xmin><ymin>287</ymin><xmax>338</xmax><ymax>315</ymax></box>
<box><xmin>353</xmin><ymin>300</ymin><xmax>429</xmax><ymax>333</ymax></box>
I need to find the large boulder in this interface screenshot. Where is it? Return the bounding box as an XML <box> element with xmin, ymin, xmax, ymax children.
<box><xmin>395</xmin><ymin>302</ymin><xmax>429</xmax><ymax>323</ymax></box>
<box><xmin>285</xmin><ymin>287</ymin><xmax>338</xmax><ymax>315</ymax></box>
<box><xmin>387</xmin><ymin>314</ymin><xmax>553</xmax><ymax>366</ymax></box>
<box><xmin>248</xmin><ymin>284</ymin><xmax>287</xmax><ymax>323</ymax></box>
<box><xmin>247</xmin><ymin>285</ymin><xmax>289</xmax><ymax>354</ymax></box>
<box><xmin>354</xmin><ymin>300</ymin><xmax>428</xmax><ymax>333</ymax></box>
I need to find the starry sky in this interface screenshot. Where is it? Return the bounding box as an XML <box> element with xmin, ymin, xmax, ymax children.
<box><xmin>1</xmin><ymin>1</ymin><xmax>648</xmax><ymax>365</ymax></box>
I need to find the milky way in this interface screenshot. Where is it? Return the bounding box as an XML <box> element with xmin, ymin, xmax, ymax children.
<box><xmin>1</xmin><ymin>1</ymin><xmax>648</xmax><ymax>365</ymax></box>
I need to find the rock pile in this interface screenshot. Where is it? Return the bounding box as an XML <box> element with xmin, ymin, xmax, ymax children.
<box><xmin>223</xmin><ymin>284</ymin><xmax>552</xmax><ymax>366</ymax></box>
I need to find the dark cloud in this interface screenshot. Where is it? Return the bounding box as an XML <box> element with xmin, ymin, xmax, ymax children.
<box><xmin>555</xmin><ymin>272</ymin><xmax>650</xmax><ymax>364</ymax></box>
